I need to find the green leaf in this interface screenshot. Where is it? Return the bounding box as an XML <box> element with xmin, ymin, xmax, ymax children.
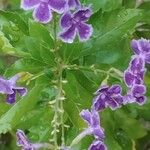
<box><xmin>0</xmin><ymin>10</ymin><xmax>28</xmax><ymax>35</ymax></box>
<box><xmin>0</xmin><ymin>78</ymin><xmax>47</xmax><ymax>134</ymax></box>
<box><xmin>114</xmin><ymin>109</ymin><xmax>147</xmax><ymax>139</ymax></box>
<box><xmin>64</xmin><ymin>71</ymin><xmax>93</xmax><ymax>108</ymax></box>
<box><xmin>25</xmin><ymin>37</ymin><xmax>55</xmax><ymax>66</ymax></box>
<box><xmin>81</xmin><ymin>0</ymin><xmax>122</xmax><ymax>12</ymax></box>
<box><xmin>29</xmin><ymin>20</ymin><xmax>54</xmax><ymax>48</ymax></box>
<box><xmin>102</xmin><ymin>110</ymin><xmax>123</xmax><ymax>150</ymax></box>
<box><xmin>25</xmin><ymin>37</ymin><xmax>43</xmax><ymax>60</ymax></box>
<box><xmin>5</xmin><ymin>58</ymin><xmax>45</xmax><ymax>77</ymax></box>
<box><xmin>0</xmin><ymin>31</ymin><xmax>16</xmax><ymax>55</ymax></box>
<box><xmin>64</xmin><ymin>99</ymin><xmax>83</xmax><ymax>128</ymax></box>
<box><xmin>60</xmin><ymin>42</ymin><xmax>82</xmax><ymax>63</ymax></box>
<box><xmin>81</xmin><ymin>9</ymin><xmax>143</xmax><ymax>57</ymax></box>
<box><xmin>122</xmin><ymin>0</ymin><xmax>136</xmax><ymax>8</ymax></box>
<box><xmin>63</xmin><ymin>72</ymin><xmax>92</xmax><ymax>128</ymax></box>
<box><xmin>114</xmin><ymin>129</ymin><xmax>133</xmax><ymax>150</ymax></box>
<box><xmin>17</xmin><ymin>106</ymin><xmax>52</xmax><ymax>142</ymax></box>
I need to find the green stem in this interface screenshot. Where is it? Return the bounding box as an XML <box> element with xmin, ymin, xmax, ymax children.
<box><xmin>59</xmin><ymin>67</ymin><xmax>65</xmax><ymax>146</ymax></box>
<box><xmin>64</xmin><ymin>65</ymin><xmax>123</xmax><ymax>81</ymax></box>
<box><xmin>69</xmin><ymin>129</ymin><xmax>91</xmax><ymax>148</ymax></box>
<box><xmin>51</xmin><ymin>13</ymin><xmax>65</xmax><ymax>150</ymax></box>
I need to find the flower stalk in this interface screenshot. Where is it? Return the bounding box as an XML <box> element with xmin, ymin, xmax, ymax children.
<box><xmin>51</xmin><ymin>14</ymin><xmax>66</xmax><ymax>150</ymax></box>
<box><xmin>70</xmin><ymin>129</ymin><xmax>91</xmax><ymax>148</ymax></box>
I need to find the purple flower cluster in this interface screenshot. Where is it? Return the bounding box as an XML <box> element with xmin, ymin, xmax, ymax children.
<box><xmin>79</xmin><ymin>38</ymin><xmax>150</xmax><ymax>150</ymax></box>
<box><xmin>124</xmin><ymin>38</ymin><xmax>150</xmax><ymax>105</ymax></box>
<box><xmin>21</xmin><ymin>0</ymin><xmax>93</xmax><ymax>43</ymax></box>
<box><xmin>0</xmin><ymin>74</ymin><xmax>27</xmax><ymax>104</ymax></box>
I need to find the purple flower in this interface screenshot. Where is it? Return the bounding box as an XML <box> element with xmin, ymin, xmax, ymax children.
<box><xmin>129</xmin><ymin>56</ymin><xmax>145</xmax><ymax>74</ymax></box>
<box><xmin>16</xmin><ymin>129</ymin><xmax>49</xmax><ymax>150</ymax></box>
<box><xmin>123</xmin><ymin>84</ymin><xmax>147</xmax><ymax>105</ymax></box>
<box><xmin>21</xmin><ymin>0</ymin><xmax>68</xmax><ymax>24</ymax></box>
<box><xmin>124</xmin><ymin>69</ymin><xmax>145</xmax><ymax>87</ymax></box>
<box><xmin>131</xmin><ymin>38</ymin><xmax>150</xmax><ymax>63</ymax></box>
<box><xmin>131</xmin><ymin>84</ymin><xmax>147</xmax><ymax>105</ymax></box>
<box><xmin>92</xmin><ymin>85</ymin><xmax>123</xmax><ymax>111</ymax></box>
<box><xmin>88</xmin><ymin>140</ymin><xmax>107</xmax><ymax>150</ymax></box>
<box><xmin>80</xmin><ymin>110</ymin><xmax>107</xmax><ymax>150</ymax></box>
<box><xmin>124</xmin><ymin>56</ymin><xmax>146</xmax><ymax>87</ymax></box>
<box><xmin>59</xmin><ymin>7</ymin><xmax>93</xmax><ymax>43</ymax></box>
<box><xmin>0</xmin><ymin>74</ymin><xmax>27</xmax><ymax>104</ymax></box>
<box><xmin>80</xmin><ymin>109</ymin><xmax>105</xmax><ymax>139</ymax></box>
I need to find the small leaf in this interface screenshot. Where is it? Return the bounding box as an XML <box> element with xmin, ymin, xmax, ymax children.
<box><xmin>0</xmin><ymin>31</ymin><xmax>16</xmax><ymax>55</ymax></box>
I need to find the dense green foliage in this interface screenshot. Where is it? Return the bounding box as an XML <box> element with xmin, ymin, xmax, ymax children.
<box><xmin>0</xmin><ymin>0</ymin><xmax>150</xmax><ymax>149</ymax></box>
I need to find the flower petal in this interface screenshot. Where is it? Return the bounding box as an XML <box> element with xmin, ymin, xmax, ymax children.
<box><xmin>6</xmin><ymin>90</ymin><xmax>16</xmax><ymax>104</ymax></box>
<box><xmin>77</xmin><ymin>23</ymin><xmax>93</xmax><ymax>42</ymax></box>
<box><xmin>9</xmin><ymin>74</ymin><xmax>20</xmax><ymax>86</ymax></box>
<box><xmin>80</xmin><ymin>109</ymin><xmax>91</xmax><ymax>125</ymax></box>
<box><xmin>93</xmin><ymin>94</ymin><xmax>106</xmax><ymax>111</ymax></box>
<box><xmin>106</xmin><ymin>98</ymin><xmax>119</xmax><ymax>110</ymax></box>
<box><xmin>131</xmin><ymin>38</ymin><xmax>150</xmax><ymax>55</ymax></box>
<box><xmin>0</xmin><ymin>78</ymin><xmax>14</xmax><ymax>94</ymax></box>
<box><xmin>124</xmin><ymin>70</ymin><xmax>134</xmax><ymax>87</ymax></box>
<box><xmin>60</xmin><ymin>12</ymin><xmax>73</xmax><ymax>29</ymax></box>
<box><xmin>74</xmin><ymin>8</ymin><xmax>92</xmax><ymax>22</ymax></box>
<box><xmin>136</xmin><ymin>96</ymin><xmax>147</xmax><ymax>105</ymax></box>
<box><xmin>91</xmin><ymin>110</ymin><xmax>100</xmax><ymax>127</ymax></box>
<box><xmin>33</xmin><ymin>3</ymin><xmax>52</xmax><ymax>24</ymax></box>
<box><xmin>131</xmin><ymin>39</ymin><xmax>141</xmax><ymax>55</ymax></box>
<box><xmin>48</xmin><ymin>0</ymin><xmax>67</xmax><ymax>14</ymax></box>
<box><xmin>130</xmin><ymin>56</ymin><xmax>145</xmax><ymax>73</ymax></box>
<box><xmin>16</xmin><ymin>129</ymin><xmax>31</xmax><ymax>147</ymax></box>
<box><xmin>59</xmin><ymin>25</ymin><xmax>76</xmax><ymax>43</ymax></box>
<box><xmin>93</xmin><ymin>127</ymin><xmax>105</xmax><ymax>140</ymax></box>
<box><xmin>139</xmin><ymin>38</ymin><xmax>150</xmax><ymax>53</ymax></box>
<box><xmin>16</xmin><ymin>87</ymin><xmax>27</xmax><ymax>96</ymax></box>
<box><xmin>145</xmin><ymin>53</ymin><xmax>150</xmax><ymax>64</ymax></box>
<box><xmin>113</xmin><ymin>95</ymin><xmax>123</xmax><ymax>105</ymax></box>
<box><xmin>88</xmin><ymin>140</ymin><xmax>107</xmax><ymax>150</ymax></box>
<box><xmin>108</xmin><ymin>84</ymin><xmax>122</xmax><ymax>94</ymax></box>
<box><xmin>132</xmin><ymin>84</ymin><xmax>146</xmax><ymax>97</ymax></box>
<box><xmin>68</xmin><ymin>0</ymin><xmax>80</xmax><ymax>9</ymax></box>
<box><xmin>123</xmin><ymin>94</ymin><xmax>135</xmax><ymax>104</ymax></box>
<box><xmin>95</xmin><ymin>85</ymin><xmax>109</xmax><ymax>95</ymax></box>
<box><xmin>21</xmin><ymin>0</ymin><xmax>39</xmax><ymax>10</ymax></box>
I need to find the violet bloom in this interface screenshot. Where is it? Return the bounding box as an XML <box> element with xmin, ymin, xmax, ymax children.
<box><xmin>124</xmin><ymin>56</ymin><xmax>146</xmax><ymax>87</ymax></box>
<box><xmin>131</xmin><ymin>38</ymin><xmax>150</xmax><ymax>63</ymax></box>
<box><xmin>88</xmin><ymin>140</ymin><xmax>107</xmax><ymax>150</ymax></box>
<box><xmin>131</xmin><ymin>84</ymin><xmax>147</xmax><ymax>105</ymax></box>
<box><xmin>21</xmin><ymin>0</ymin><xmax>68</xmax><ymax>24</ymax></box>
<box><xmin>0</xmin><ymin>74</ymin><xmax>27</xmax><ymax>104</ymax></box>
<box><xmin>80</xmin><ymin>110</ymin><xmax>107</xmax><ymax>150</ymax></box>
<box><xmin>80</xmin><ymin>109</ymin><xmax>105</xmax><ymax>139</ymax></box>
<box><xmin>123</xmin><ymin>84</ymin><xmax>147</xmax><ymax>105</ymax></box>
<box><xmin>92</xmin><ymin>85</ymin><xmax>123</xmax><ymax>111</ymax></box>
<box><xmin>16</xmin><ymin>129</ymin><xmax>49</xmax><ymax>150</ymax></box>
<box><xmin>68</xmin><ymin>0</ymin><xmax>80</xmax><ymax>9</ymax></box>
<box><xmin>59</xmin><ymin>8</ymin><xmax>93</xmax><ymax>43</ymax></box>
